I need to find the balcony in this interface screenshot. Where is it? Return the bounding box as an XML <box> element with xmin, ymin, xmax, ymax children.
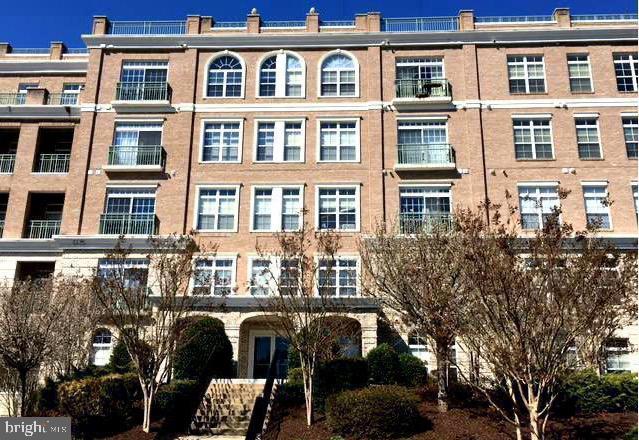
<box><xmin>99</xmin><ymin>213</ymin><xmax>157</xmax><ymax>235</ymax></box>
<box><xmin>396</xmin><ymin>144</ymin><xmax>456</xmax><ymax>171</ymax></box>
<box><xmin>399</xmin><ymin>213</ymin><xmax>454</xmax><ymax>234</ymax></box>
<box><xmin>46</xmin><ymin>93</ymin><xmax>79</xmax><ymax>106</ymax></box>
<box><xmin>0</xmin><ymin>93</ymin><xmax>25</xmax><ymax>105</ymax></box>
<box><xmin>34</xmin><ymin>153</ymin><xmax>71</xmax><ymax>173</ymax></box>
<box><xmin>0</xmin><ymin>154</ymin><xmax>16</xmax><ymax>174</ymax></box>
<box><xmin>26</xmin><ymin>220</ymin><xmax>61</xmax><ymax>239</ymax></box>
<box><xmin>113</xmin><ymin>82</ymin><xmax>171</xmax><ymax>112</ymax></box>
<box><xmin>393</xmin><ymin>79</ymin><xmax>452</xmax><ymax>109</ymax></box>
<box><xmin>104</xmin><ymin>145</ymin><xmax>165</xmax><ymax>172</ymax></box>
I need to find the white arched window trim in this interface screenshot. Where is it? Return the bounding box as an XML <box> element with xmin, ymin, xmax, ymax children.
<box><xmin>255</xmin><ymin>50</ymin><xmax>306</xmax><ymax>98</ymax></box>
<box><xmin>317</xmin><ymin>49</ymin><xmax>360</xmax><ymax>98</ymax></box>
<box><xmin>204</xmin><ymin>51</ymin><xmax>247</xmax><ymax>99</ymax></box>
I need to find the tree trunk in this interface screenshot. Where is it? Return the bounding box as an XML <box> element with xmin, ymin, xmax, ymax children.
<box><xmin>141</xmin><ymin>384</ymin><xmax>154</xmax><ymax>433</ymax></box>
<box><xmin>304</xmin><ymin>375</ymin><xmax>314</xmax><ymax>426</ymax></box>
<box><xmin>435</xmin><ymin>341</ymin><xmax>449</xmax><ymax>413</ymax></box>
<box><xmin>527</xmin><ymin>390</ymin><xmax>541</xmax><ymax>440</ymax></box>
<box><xmin>18</xmin><ymin>370</ymin><xmax>27</xmax><ymax>417</ymax></box>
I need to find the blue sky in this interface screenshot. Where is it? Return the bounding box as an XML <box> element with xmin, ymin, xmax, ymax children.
<box><xmin>1</xmin><ymin>0</ymin><xmax>636</xmax><ymax>48</ymax></box>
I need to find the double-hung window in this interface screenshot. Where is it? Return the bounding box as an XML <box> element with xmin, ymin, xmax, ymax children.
<box><xmin>119</xmin><ymin>61</ymin><xmax>168</xmax><ymax>101</ymax></box>
<box><xmin>317</xmin><ymin>186</ymin><xmax>359</xmax><ymax>231</ymax></box>
<box><xmin>207</xmin><ymin>55</ymin><xmax>243</xmax><ymax>97</ymax></box>
<box><xmin>575</xmin><ymin>118</ymin><xmax>602</xmax><ymax>159</ymax></box>
<box><xmin>397</xmin><ymin>120</ymin><xmax>450</xmax><ymax>165</ymax></box>
<box><xmin>583</xmin><ymin>184</ymin><xmax>611</xmax><ymax>229</ymax></box>
<box><xmin>320</xmin><ymin>53</ymin><xmax>357</xmax><ymax>97</ymax></box>
<box><xmin>252</xmin><ymin>186</ymin><xmax>302</xmax><ymax>232</ymax></box>
<box><xmin>613</xmin><ymin>53</ymin><xmax>638</xmax><ymax>92</ymax></box>
<box><xmin>195</xmin><ymin>186</ymin><xmax>239</xmax><ymax>232</ymax></box>
<box><xmin>513</xmin><ymin>118</ymin><xmax>553</xmax><ymax>159</ymax></box>
<box><xmin>249</xmin><ymin>258</ymin><xmax>273</xmax><ymax>296</ymax></box>
<box><xmin>98</xmin><ymin>258</ymin><xmax>149</xmax><ymax>289</ymax></box>
<box><xmin>259</xmin><ymin>53</ymin><xmax>304</xmax><ymax>97</ymax></box>
<box><xmin>399</xmin><ymin>186</ymin><xmax>452</xmax><ymax>233</ymax></box>
<box><xmin>193</xmin><ymin>257</ymin><xmax>236</xmax><ymax>296</ymax></box>
<box><xmin>91</xmin><ymin>329</ymin><xmax>114</xmax><ymax>366</ymax></box>
<box><xmin>567</xmin><ymin>54</ymin><xmax>593</xmax><ymax>93</ymax></box>
<box><xmin>633</xmin><ymin>184</ymin><xmax>639</xmax><ymax>222</ymax></box>
<box><xmin>104</xmin><ymin>187</ymin><xmax>156</xmax><ymax>217</ymax></box>
<box><xmin>605</xmin><ymin>338</ymin><xmax>631</xmax><ymax>372</ymax></box>
<box><xmin>60</xmin><ymin>83</ymin><xmax>83</xmax><ymax>104</ymax></box>
<box><xmin>112</xmin><ymin>122</ymin><xmax>163</xmax><ymax>166</ymax></box>
<box><xmin>318</xmin><ymin>120</ymin><xmax>359</xmax><ymax>162</ymax></box>
<box><xmin>518</xmin><ymin>185</ymin><xmax>560</xmax><ymax>230</ymax></box>
<box><xmin>507</xmin><ymin>55</ymin><xmax>546</xmax><ymax>93</ymax></box>
<box><xmin>255</xmin><ymin>120</ymin><xmax>304</xmax><ymax>162</ymax></box>
<box><xmin>623</xmin><ymin>117</ymin><xmax>638</xmax><ymax>159</ymax></box>
<box><xmin>16</xmin><ymin>83</ymin><xmax>38</xmax><ymax>104</ymax></box>
<box><xmin>201</xmin><ymin>121</ymin><xmax>242</xmax><ymax>163</ymax></box>
<box><xmin>249</xmin><ymin>257</ymin><xmax>300</xmax><ymax>296</ymax></box>
<box><xmin>408</xmin><ymin>331</ymin><xmax>428</xmax><ymax>363</ymax></box>
<box><xmin>395</xmin><ymin>57</ymin><xmax>445</xmax><ymax>98</ymax></box>
<box><xmin>317</xmin><ymin>257</ymin><xmax>358</xmax><ymax>297</ymax></box>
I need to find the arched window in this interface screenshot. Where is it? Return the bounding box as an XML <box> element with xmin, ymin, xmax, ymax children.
<box><xmin>320</xmin><ymin>53</ymin><xmax>357</xmax><ymax>97</ymax></box>
<box><xmin>91</xmin><ymin>328</ymin><xmax>114</xmax><ymax>366</ymax></box>
<box><xmin>259</xmin><ymin>52</ymin><xmax>304</xmax><ymax>97</ymax></box>
<box><xmin>207</xmin><ymin>55</ymin><xmax>243</xmax><ymax>97</ymax></box>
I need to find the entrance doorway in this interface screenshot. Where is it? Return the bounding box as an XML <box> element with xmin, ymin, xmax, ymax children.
<box><xmin>248</xmin><ymin>331</ymin><xmax>289</xmax><ymax>379</ymax></box>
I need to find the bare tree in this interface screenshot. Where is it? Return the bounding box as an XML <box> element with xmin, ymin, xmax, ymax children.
<box><xmin>0</xmin><ymin>276</ymin><xmax>93</xmax><ymax>416</ymax></box>
<box><xmin>256</xmin><ymin>223</ymin><xmax>354</xmax><ymax>426</ymax></box>
<box><xmin>359</xmin><ymin>220</ymin><xmax>468</xmax><ymax>412</ymax></box>
<box><xmin>455</xmin><ymin>200</ymin><xmax>637</xmax><ymax>440</ymax></box>
<box><xmin>91</xmin><ymin>234</ymin><xmax>210</xmax><ymax>433</ymax></box>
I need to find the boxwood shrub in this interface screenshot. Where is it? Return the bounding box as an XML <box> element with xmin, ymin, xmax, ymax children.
<box><xmin>154</xmin><ymin>379</ymin><xmax>202</xmax><ymax>431</ymax></box>
<box><xmin>398</xmin><ymin>353</ymin><xmax>428</xmax><ymax>387</ymax></box>
<box><xmin>326</xmin><ymin>385</ymin><xmax>423</xmax><ymax>439</ymax></box>
<box><xmin>366</xmin><ymin>343</ymin><xmax>400</xmax><ymax>384</ymax></box>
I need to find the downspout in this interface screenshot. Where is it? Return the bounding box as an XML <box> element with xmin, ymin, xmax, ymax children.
<box><xmin>182</xmin><ymin>48</ymin><xmax>199</xmax><ymax>234</ymax></box>
<box><xmin>473</xmin><ymin>45</ymin><xmax>490</xmax><ymax>223</ymax></box>
<box><xmin>378</xmin><ymin>41</ymin><xmax>387</xmax><ymax>226</ymax></box>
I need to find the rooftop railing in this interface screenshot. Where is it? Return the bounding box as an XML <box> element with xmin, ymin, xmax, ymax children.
<box><xmin>27</xmin><ymin>220</ymin><xmax>61</xmax><ymax>239</ymax></box>
<box><xmin>261</xmin><ymin>20</ymin><xmax>306</xmax><ymax>28</ymax></box>
<box><xmin>397</xmin><ymin>144</ymin><xmax>456</xmax><ymax>167</ymax></box>
<box><xmin>99</xmin><ymin>213</ymin><xmax>157</xmax><ymax>235</ymax></box>
<box><xmin>46</xmin><ymin>93</ymin><xmax>79</xmax><ymax>105</ymax></box>
<box><xmin>399</xmin><ymin>213</ymin><xmax>454</xmax><ymax>234</ymax></box>
<box><xmin>34</xmin><ymin>153</ymin><xmax>71</xmax><ymax>173</ymax></box>
<box><xmin>212</xmin><ymin>21</ymin><xmax>247</xmax><ymax>29</ymax></box>
<box><xmin>395</xmin><ymin>78</ymin><xmax>451</xmax><ymax>99</ymax></box>
<box><xmin>382</xmin><ymin>16</ymin><xmax>459</xmax><ymax>32</ymax></box>
<box><xmin>107</xmin><ymin>20</ymin><xmax>187</xmax><ymax>35</ymax></box>
<box><xmin>115</xmin><ymin>82</ymin><xmax>170</xmax><ymax>101</ymax></box>
<box><xmin>0</xmin><ymin>94</ymin><xmax>25</xmax><ymax>105</ymax></box>
<box><xmin>319</xmin><ymin>20</ymin><xmax>356</xmax><ymax>27</ymax></box>
<box><xmin>66</xmin><ymin>48</ymin><xmax>89</xmax><ymax>54</ymax></box>
<box><xmin>9</xmin><ymin>48</ymin><xmax>50</xmax><ymax>55</ymax></box>
<box><xmin>108</xmin><ymin>145</ymin><xmax>164</xmax><ymax>167</ymax></box>
<box><xmin>0</xmin><ymin>154</ymin><xmax>16</xmax><ymax>174</ymax></box>
<box><xmin>475</xmin><ymin>15</ymin><xmax>554</xmax><ymax>23</ymax></box>
<box><xmin>571</xmin><ymin>13</ymin><xmax>638</xmax><ymax>21</ymax></box>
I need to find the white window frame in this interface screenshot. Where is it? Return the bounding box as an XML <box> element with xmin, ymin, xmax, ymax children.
<box><xmin>120</xmin><ymin>60</ymin><xmax>169</xmax><ymax>83</ymax></box>
<box><xmin>582</xmin><ymin>182</ymin><xmax>612</xmax><ymax>230</ymax></box>
<box><xmin>113</xmin><ymin>121</ymin><xmax>163</xmax><ymax>146</ymax></box>
<box><xmin>247</xmin><ymin>256</ymin><xmax>298</xmax><ymax>297</ymax></box>
<box><xmin>574</xmin><ymin>117</ymin><xmax>603</xmax><ymax>160</ymax></box>
<box><xmin>193</xmin><ymin>184</ymin><xmax>241</xmax><ymax>232</ymax></box>
<box><xmin>567</xmin><ymin>54</ymin><xmax>593</xmax><ymax>93</ymax></box>
<box><xmin>249</xmin><ymin>185</ymin><xmax>304</xmax><ymax>232</ymax></box>
<box><xmin>605</xmin><ymin>338</ymin><xmax>632</xmax><ymax>372</ymax></box>
<box><xmin>507</xmin><ymin>55</ymin><xmax>547</xmax><ymax>94</ymax></box>
<box><xmin>318</xmin><ymin>50</ymin><xmax>360</xmax><ymax>98</ymax></box>
<box><xmin>517</xmin><ymin>183</ymin><xmax>561</xmax><ymax>230</ymax></box>
<box><xmin>91</xmin><ymin>328</ymin><xmax>114</xmax><ymax>367</ymax></box>
<box><xmin>204</xmin><ymin>51</ymin><xmax>246</xmax><ymax>99</ymax></box>
<box><xmin>395</xmin><ymin>57</ymin><xmax>445</xmax><ymax>80</ymax></box>
<box><xmin>407</xmin><ymin>331</ymin><xmax>429</xmax><ymax>363</ymax></box>
<box><xmin>512</xmin><ymin>117</ymin><xmax>555</xmax><ymax>160</ymax></box>
<box><xmin>622</xmin><ymin>116</ymin><xmax>638</xmax><ymax>159</ymax></box>
<box><xmin>315</xmin><ymin>255</ymin><xmax>360</xmax><ymax>297</ymax></box>
<box><xmin>104</xmin><ymin>186</ymin><xmax>157</xmax><ymax>215</ymax></box>
<box><xmin>253</xmin><ymin>119</ymin><xmax>305</xmax><ymax>163</ymax></box>
<box><xmin>315</xmin><ymin>184</ymin><xmax>361</xmax><ymax>232</ymax></box>
<box><xmin>191</xmin><ymin>255</ymin><xmax>237</xmax><ymax>296</ymax></box>
<box><xmin>199</xmin><ymin>119</ymin><xmax>244</xmax><ymax>164</ymax></box>
<box><xmin>632</xmin><ymin>183</ymin><xmax>639</xmax><ymax>219</ymax></box>
<box><xmin>316</xmin><ymin>118</ymin><xmax>361</xmax><ymax>163</ymax></box>
<box><xmin>256</xmin><ymin>50</ymin><xmax>306</xmax><ymax>98</ymax></box>
<box><xmin>613</xmin><ymin>53</ymin><xmax>638</xmax><ymax>92</ymax></box>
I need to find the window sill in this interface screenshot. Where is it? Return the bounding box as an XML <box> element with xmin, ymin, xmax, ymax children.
<box><xmin>578</xmin><ymin>158</ymin><xmax>604</xmax><ymax>161</ymax></box>
<box><xmin>198</xmin><ymin>161</ymin><xmax>242</xmax><ymax>164</ymax></box>
<box><xmin>509</xmin><ymin>92</ymin><xmax>548</xmax><ymax>96</ymax></box>
<box><xmin>569</xmin><ymin>90</ymin><xmax>595</xmax><ymax>95</ymax></box>
<box><xmin>514</xmin><ymin>158</ymin><xmax>556</xmax><ymax>161</ymax></box>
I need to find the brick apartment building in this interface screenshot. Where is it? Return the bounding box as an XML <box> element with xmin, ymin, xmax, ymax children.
<box><xmin>0</xmin><ymin>8</ymin><xmax>637</xmax><ymax>381</ymax></box>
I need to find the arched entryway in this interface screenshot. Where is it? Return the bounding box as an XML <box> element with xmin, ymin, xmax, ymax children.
<box><xmin>238</xmin><ymin>315</ymin><xmax>289</xmax><ymax>379</ymax></box>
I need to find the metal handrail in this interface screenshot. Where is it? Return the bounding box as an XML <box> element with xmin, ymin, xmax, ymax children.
<box><xmin>212</xmin><ymin>21</ymin><xmax>246</xmax><ymax>29</ymax></box>
<box><xmin>320</xmin><ymin>20</ymin><xmax>356</xmax><ymax>27</ymax></box>
<box><xmin>0</xmin><ymin>154</ymin><xmax>16</xmax><ymax>173</ymax></box>
<box><xmin>99</xmin><ymin>213</ymin><xmax>157</xmax><ymax>235</ymax></box>
<box><xmin>66</xmin><ymin>48</ymin><xmax>89</xmax><ymax>54</ymax></box>
<box><xmin>572</xmin><ymin>13</ymin><xmax>638</xmax><ymax>21</ymax></box>
<box><xmin>0</xmin><ymin>94</ymin><xmax>25</xmax><ymax>105</ymax></box>
<box><xmin>27</xmin><ymin>220</ymin><xmax>61</xmax><ymax>239</ymax></box>
<box><xmin>382</xmin><ymin>16</ymin><xmax>459</xmax><ymax>32</ymax></box>
<box><xmin>108</xmin><ymin>145</ymin><xmax>164</xmax><ymax>167</ymax></box>
<box><xmin>476</xmin><ymin>15</ymin><xmax>554</xmax><ymax>23</ymax></box>
<box><xmin>395</xmin><ymin>78</ymin><xmax>451</xmax><ymax>98</ymax></box>
<box><xmin>397</xmin><ymin>143</ymin><xmax>455</xmax><ymax>165</ymax></box>
<box><xmin>35</xmin><ymin>154</ymin><xmax>70</xmax><ymax>173</ymax></box>
<box><xmin>261</xmin><ymin>20</ymin><xmax>305</xmax><ymax>28</ymax></box>
<box><xmin>107</xmin><ymin>20</ymin><xmax>187</xmax><ymax>35</ymax></box>
<box><xmin>399</xmin><ymin>213</ymin><xmax>454</xmax><ymax>234</ymax></box>
<box><xmin>9</xmin><ymin>48</ymin><xmax>50</xmax><ymax>54</ymax></box>
<box><xmin>115</xmin><ymin>82</ymin><xmax>170</xmax><ymax>101</ymax></box>
<box><xmin>46</xmin><ymin>93</ymin><xmax>79</xmax><ymax>105</ymax></box>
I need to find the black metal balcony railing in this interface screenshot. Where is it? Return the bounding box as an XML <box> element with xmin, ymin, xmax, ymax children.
<box><xmin>107</xmin><ymin>145</ymin><xmax>165</xmax><ymax>167</ymax></box>
<box><xmin>399</xmin><ymin>213</ymin><xmax>454</xmax><ymax>234</ymax></box>
<box><xmin>395</xmin><ymin>78</ymin><xmax>451</xmax><ymax>99</ymax></box>
<box><xmin>0</xmin><ymin>93</ymin><xmax>25</xmax><ymax>105</ymax></box>
<box><xmin>46</xmin><ymin>93</ymin><xmax>79</xmax><ymax>105</ymax></box>
<box><xmin>115</xmin><ymin>82</ymin><xmax>170</xmax><ymax>101</ymax></box>
<box><xmin>35</xmin><ymin>154</ymin><xmax>71</xmax><ymax>173</ymax></box>
<box><xmin>0</xmin><ymin>154</ymin><xmax>16</xmax><ymax>173</ymax></box>
<box><xmin>397</xmin><ymin>144</ymin><xmax>456</xmax><ymax>166</ymax></box>
<box><xmin>27</xmin><ymin>220</ymin><xmax>61</xmax><ymax>239</ymax></box>
<box><xmin>99</xmin><ymin>213</ymin><xmax>157</xmax><ymax>235</ymax></box>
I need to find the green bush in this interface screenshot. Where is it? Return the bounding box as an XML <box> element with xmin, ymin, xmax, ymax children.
<box><xmin>316</xmin><ymin>358</ymin><xmax>369</xmax><ymax>399</ymax></box>
<box><xmin>108</xmin><ymin>339</ymin><xmax>134</xmax><ymax>374</ymax></box>
<box><xmin>57</xmin><ymin>373</ymin><xmax>141</xmax><ymax>436</ymax></box>
<box><xmin>173</xmin><ymin>317</ymin><xmax>233</xmax><ymax>383</ymax></box>
<box><xmin>555</xmin><ymin>370</ymin><xmax>638</xmax><ymax>416</ymax></box>
<box><xmin>366</xmin><ymin>344</ymin><xmax>400</xmax><ymax>385</ymax></box>
<box><xmin>288</xmin><ymin>345</ymin><xmax>301</xmax><ymax>370</ymax></box>
<box><xmin>326</xmin><ymin>385</ymin><xmax>423</xmax><ymax>439</ymax></box>
<box><xmin>154</xmin><ymin>380</ymin><xmax>201</xmax><ymax>431</ymax></box>
<box><xmin>398</xmin><ymin>353</ymin><xmax>428</xmax><ymax>387</ymax></box>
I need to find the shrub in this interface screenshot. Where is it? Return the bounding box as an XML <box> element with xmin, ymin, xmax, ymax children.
<box><xmin>287</xmin><ymin>345</ymin><xmax>301</xmax><ymax>370</ymax></box>
<box><xmin>173</xmin><ymin>317</ymin><xmax>233</xmax><ymax>383</ymax></box>
<box><xmin>398</xmin><ymin>353</ymin><xmax>428</xmax><ymax>387</ymax></box>
<box><xmin>154</xmin><ymin>380</ymin><xmax>201</xmax><ymax>431</ymax></box>
<box><xmin>316</xmin><ymin>358</ymin><xmax>368</xmax><ymax>398</ymax></box>
<box><xmin>366</xmin><ymin>344</ymin><xmax>400</xmax><ymax>385</ymax></box>
<box><xmin>108</xmin><ymin>339</ymin><xmax>134</xmax><ymax>374</ymax></box>
<box><xmin>326</xmin><ymin>385</ymin><xmax>423</xmax><ymax>439</ymax></box>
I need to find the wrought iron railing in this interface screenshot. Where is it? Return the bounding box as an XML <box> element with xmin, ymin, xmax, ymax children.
<box><xmin>0</xmin><ymin>154</ymin><xmax>16</xmax><ymax>173</ymax></box>
<box><xmin>35</xmin><ymin>154</ymin><xmax>70</xmax><ymax>173</ymax></box>
<box><xmin>212</xmin><ymin>21</ymin><xmax>246</xmax><ymax>29</ymax></box>
<box><xmin>46</xmin><ymin>93</ymin><xmax>79</xmax><ymax>105</ymax></box>
<box><xmin>397</xmin><ymin>144</ymin><xmax>455</xmax><ymax>166</ymax></box>
<box><xmin>320</xmin><ymin>20</ymin><xmax>356</xmax><ymax>27</ymax></box>
<box><xmin>475</xmin><ymin>15</ymin><xmax>554</xmax><ymax>23</ymax></box>
<box><xmin>572</xmin><ymin>13</ymin><xmax>638</xmax><ymax>21</ymax></box>
<box><xmin>0</xmin><ymin>94</ymin><xmax>25</xmax><ymax>105</ymax></box>
<box><xmin>107</xmin><ymin>145</ymin><xmax>164</xmax><ymax>167</ymax></box>
<box><xmin>382</xmin><ymin>16</ymin><xmax>459</xmax><ymax>32</ymax></box>
<box><xmin>9</xmin><ymin>48</ymin><xmax>50</xmax><ymax>54</ymax></box>
<box><xmin>261</xmin><ymin>20</ymin><xmax>306</xmax><ymax>28</ymax></box>
<box><xmin>66</xmin><ymin>48</ymin><xmax>89</xmax><ymax>54</ymax></box>
<box><xmin>27</xmin><ymin>220</ymin><xmax>61</xmax><ymax>239</ymax></box>
<box><xmin>115</xmin><ymin>82</ymin><xmax>170</xmax><ymax>101</ymax></box>
<box><xmin>395</xmin><ymin>78</ymin><xmax>451</xmax><ymax>99</ymax></box>
<box><xmin>107</xmin><ymin>20</ymin><xmax>187</xmax><ymax>35</ymax></box>
<box><xmin>399</xmin><ymin>213</ymin><xmax>454</xmax><ymax>234</ymax></box>
<box><xmin>99</xmin><ymin>213</ymin><xmax>157</xmax><ymax>235</ymax></box>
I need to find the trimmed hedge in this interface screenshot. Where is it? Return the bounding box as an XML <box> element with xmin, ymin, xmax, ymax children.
<box><xmin>108</xmin><ymin>339</ymin><xmax>134</xmax><ymax>374</ymax></box>
<box><xmin>173</xmin><ymin>317</ymin><xmax>233</xmax><ymax>383</ymax></box>
<box><xmin>398</xmin><ymin>353</ymin><xmax>428</xmax><ymax>387</ymax></box>
<box><xmin>366</xmin><ymin>344</ymin><xmax>400</xmax><ymax>385</ymax></box>
<box><xmin>316</xmin><ymin>358</ymin><xmax>369</xmax><ymax>397</ymax></box>
<box><xmin>154</xmin><ymin>380</ymin><xmax>201</xmax><ymax>431</ymax></box>
<box><xmin>326</xmin><ymin>385</ymin><xmax>423</xmax><ymax>439</ymax></box>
